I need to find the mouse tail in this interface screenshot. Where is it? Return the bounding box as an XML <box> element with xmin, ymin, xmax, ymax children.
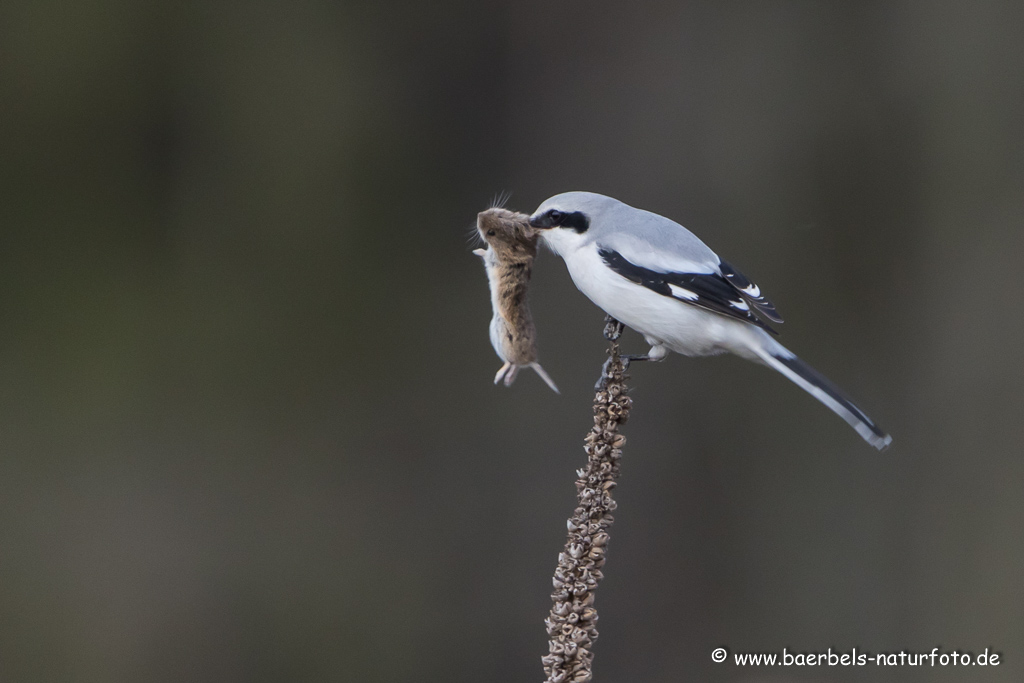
<box><xmin>530</xmin><ymin>363</ymin><xmax>560</xmax><ymax>394</ymax></box>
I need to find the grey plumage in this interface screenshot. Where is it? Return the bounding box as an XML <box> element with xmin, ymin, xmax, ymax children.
<box><xmin>529</xmin><ymin>191</ymin><xmax>891</xmax><ymax>450</ymax></box>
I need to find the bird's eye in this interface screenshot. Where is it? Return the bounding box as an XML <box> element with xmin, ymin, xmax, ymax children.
<box><xmin>548</xmin><ymin>210</ymin><xmax>563</xmax><ymax>224</ymax></box>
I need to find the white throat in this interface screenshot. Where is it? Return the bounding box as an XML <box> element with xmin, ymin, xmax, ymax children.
<box><xmin>539</xmin><ymin>228</ymin><xmax>584</xmax><ymax>257</ymax></box>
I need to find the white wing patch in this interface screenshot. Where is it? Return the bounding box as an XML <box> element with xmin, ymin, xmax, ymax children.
<box><xmin>668</xmin><ymin>284</ymin><xmax>699</xmax><ymax>301</ymax></box>
<box><xmin>598</xmin><ymin>247</ymin><xmax>781</xmax><ymax>334</ymax></box>
<box><xmin>718</xmin><ymin>259</ymin><xmax>784</xmax><ymax>324</ymax></box>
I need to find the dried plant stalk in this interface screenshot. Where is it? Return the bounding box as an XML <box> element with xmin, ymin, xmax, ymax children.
<box><xmin>542</xmin><ymin>316</ymin><xmax>632</xmax><ymax>683</ymax></box>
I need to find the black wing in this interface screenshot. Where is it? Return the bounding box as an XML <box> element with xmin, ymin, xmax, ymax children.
<box><xmin>598</xmin><ymin>248</ymin><xmax>781</xmax><ymax>334</ymax></box>
<box><xmin>718</xmin><ymin>260</ymin><xmax>783</xmax><ymax>323</ymax></box>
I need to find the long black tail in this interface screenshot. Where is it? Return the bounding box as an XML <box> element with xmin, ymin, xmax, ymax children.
<box><xmin>756</xmin><ymin>346</ymin><xmax>892</xmax><ymax>451</ymax></box>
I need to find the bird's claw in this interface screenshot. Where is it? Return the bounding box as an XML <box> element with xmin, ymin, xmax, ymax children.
<box><xmin>594</xmin><ymin>357</ymin><xmax>615</xmax><ymax>391</ymax></box>
<box><xmin>603</xmin><ymin>316</ymin><xmax>624</xmax><ymax>342</ymax></box>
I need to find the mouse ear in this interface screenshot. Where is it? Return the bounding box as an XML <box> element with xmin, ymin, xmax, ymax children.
<box><xmin>472</xmin><ymin>248</ymin><xmax>487</xmax><ymax>257</ymax></box>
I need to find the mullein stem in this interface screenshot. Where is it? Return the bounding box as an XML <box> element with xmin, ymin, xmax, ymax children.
<box><xmin>541</xmin><ymin>317</ymin><xmax>632</xmax><ymax>683</ymax></box>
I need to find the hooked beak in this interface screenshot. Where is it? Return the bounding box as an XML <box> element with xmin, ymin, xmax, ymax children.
<box><xmin>528</xmin><ymin>213</ymin><xmax>554</xmax><ymax>229</ymax></box>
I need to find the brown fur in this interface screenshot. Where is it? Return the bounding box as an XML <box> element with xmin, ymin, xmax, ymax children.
<box><xmin>477</xmin><ymin>208</ymin><xmax>540</xmax><ymax>364</ymax></box>
<box><xmin>473</xmin><ymin>207</ymin><xmax>558</xmax><ymax>392</ymax></box>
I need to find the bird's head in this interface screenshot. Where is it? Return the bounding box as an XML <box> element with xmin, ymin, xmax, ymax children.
<box><xmin>528</xmin><ymin>192</ymin><xmax>622</xmax><ymax>255</ymax></box>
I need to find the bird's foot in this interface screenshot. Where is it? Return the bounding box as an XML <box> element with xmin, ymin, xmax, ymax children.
<box><xmin>619</xmin><ymin>354</ymin><xmax>653</xmax><ymax>370</ymax></box>
<box><xmin>603</xmin><ymin>316</ymin><xmax>624</xmax><ymax>342</ymax></box>
<box><xmin>594</xmin><ymin>357</ymin><xmax>616</xmax><ymax>391</ymax></box>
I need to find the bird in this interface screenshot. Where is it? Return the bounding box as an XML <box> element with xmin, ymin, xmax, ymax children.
<box><xmin>527</xmin><ymin>191</ymin><xmax>892</xmax><ymax>451</ymax></box>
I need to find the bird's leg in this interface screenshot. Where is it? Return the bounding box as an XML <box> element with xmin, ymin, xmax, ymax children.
<box><xmin>619</xmin><ymin>354</ymin><xmax>649</xmax><ymax>370</ymax></box>
<box><xmin>621</xmin><ymin>345</ymin><xmax>669</xmax><ymax>370</ymax></box>
<box><xmin>603</xmin><ymin>317</ymin><xmax>625</xmax><ymax>342</ymax></box>
<box><xmin>595</xmin><ymin>317</ymin><xmax>668</xmax><ymax>388</ymax></box>
<box><xmin>595</xmin><ymin>357</ymin><xmax>617</xmax><ymax>390</ymax></box>
<box><xmin>595</xmin><ymin>316</ymin><xmax>625</xmax><ymax>391</ymax></box>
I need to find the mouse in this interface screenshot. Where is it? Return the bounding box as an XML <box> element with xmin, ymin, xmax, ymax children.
<box><xmin>473</xmin><ymin>207</ymin><xmax>559</xmax><ymax>393</ymax></box>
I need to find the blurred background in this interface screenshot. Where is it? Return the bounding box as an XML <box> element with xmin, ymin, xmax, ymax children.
<box><xmin>1</xmin><ymin>1</ymin><xmax>1022</xmax><ymax>681</ymax></box>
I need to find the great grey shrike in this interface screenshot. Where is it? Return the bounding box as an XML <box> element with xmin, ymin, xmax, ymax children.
<box><xmin>528</xmin><ymin>191</ymin><xmax>892</xmax><ymax>451</ymax></box>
